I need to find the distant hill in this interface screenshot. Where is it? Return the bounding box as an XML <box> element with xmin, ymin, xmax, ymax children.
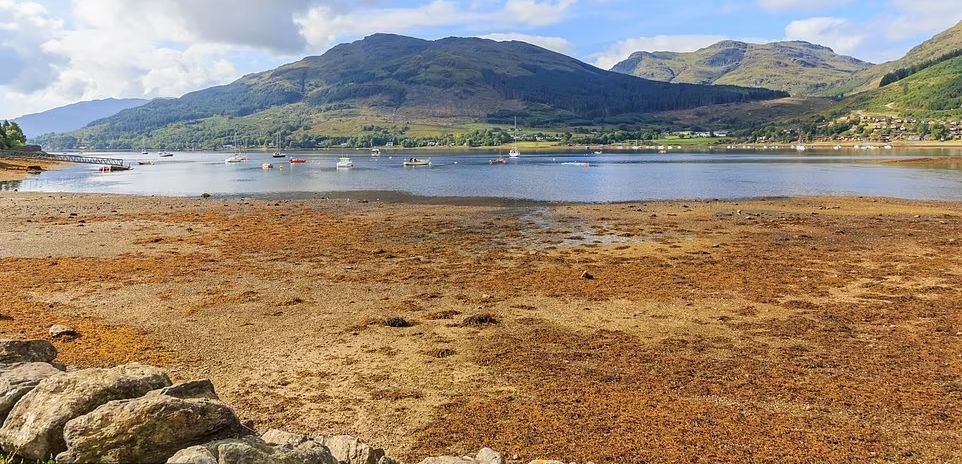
<box><xmin>43</xmin><ymin>34</ymin><xmax>786</xmax><ymax>149</ymax></box>
<box><xmin>15</xmin><ymin>98</ymin><xmax>149</xmax><ymax>138</ymax></box>
<box><xmin>611</xmin><ymin>41</ymin><xmax>872</xmax><ymax>97</ymax></box>
<box><xmin>827</xmin><ymin>20</ymin><xmax>962</xmax><ymax>97</ymax></box>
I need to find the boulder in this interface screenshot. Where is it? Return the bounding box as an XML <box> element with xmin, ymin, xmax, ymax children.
<box><xmin>262</xmin><ymin>429</ymin><xmax>310</xmax><ymax>447</ymax></box>
<box><xmin>147</xmin><ymin>379</ymin><xmax>219</xmax><ymax>400</ymax></box>
<box><xmin>48</xmin><ymin>324</ymin><xmax>79</xmax><ymax>339</ymax></box>
<box><xmin>167</xmin><ymin>436</ymin><xmax>337</xmax><ymax>464</ymax></box>
<box><xmin>0</xmin><ymin>340</ymin><xmax>57</xmax><ymax>364</ymax></box>
<box><xmin>56</xmin><ymin>391</ymin><xmax>245</xmax><ymax>464</ymax></box>
<box><xmin>320</xmin><ymin>435</ymin><xmax>388</xmax><ymax>464</ymax></box>
<box><xmin>477</xmin><ymin>448</ymin><xmax>505</xmax><ymax>464</ymax></box>
<box><xmin>418</xmin><ymin>457</ymin><xmax>477</xmax><ymax>464</ymax></box>
<box><xmin>0</xmin><ymin>362</ymin><xmax>64</xmax><ymax>423</ymax></box>
<box><xmin>0</xmin><ymin>363</ymin><xmax>171</xmax><ymax>461</ymax></box>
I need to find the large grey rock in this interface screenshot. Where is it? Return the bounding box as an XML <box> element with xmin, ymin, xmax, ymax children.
<box><xmin>262</xmin><ymin>429</ymin><xmax>310</xmax><ymax>447</ymax></box>
<box><xmin>477</xmin><ymin>448</ymin><xmax>505</xmax><ymax>464</ymax></box>
<box><xmin>56</xmin><ymin>390</ymin><xmax>244</xmax><ymax>464</ymax></box>
<box><xmin>0</xmin><ymin>363</ymin><xmax>171</xmax><ymax>461</ymax></box>
<box><xmin>0</xmin><ymin>340</ymin><xmax>57</xmax><ymax>364</ymax></box>
<box><xmin>320</xmin><ymin>435</ymin><xmax>389</xmax><ymax>464</ymax></box>
<box><xmin>167</xmin><ymin>436</ymin><xmax>337</xmax><ymax>464</ymax></box>
<box><xmin>0</xmin><ymin>362</ymin><xmax>63</xmax><ymax>423</ymax></box>
<box><xmin>147</xmin><ymin>379</ymin><xmax>219</xmax><ymax>400</ymax></box>
<box><xmin>418</xmin><ymin>457</ymin><xmax>477</xmax><ymax>464</ymax></box>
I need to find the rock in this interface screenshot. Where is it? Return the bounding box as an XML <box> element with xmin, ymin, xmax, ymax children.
<box><xmin>477</xmin><ymin>448</ymin><xmax>505</xmax><ymax>464</ymax></box>
<box><xmin>57</xmin><ymin>391</ymin><xmax>244</xmax><ymax>464</ymax></box>
<box><xmin>580</xmin><ymin>271</ymin><xmax>594</xmax><ymax>280</ymax></box>
<box><xmin>148</xmin><ymin>379</ymin><xmax>219</xmax><ymax>400</ymax></box>
<box><xmin>0</xmin><ymin>362</ymin><xmax>64</xmax><ymax>423</ymax></box>
<box><xmin>528</xmin><ymin>461</ymin><xmax>567</xmax><ymax>464</ymax></box>
<box><xmin>0</xmin><ymin>340</ymin><xmax>57</xmax><ymax>364</ymax></box>
<box><xmin>418</xmin><ymin>457</ymin><xmax>476</xmax><ymax>464</ymax></box>
<box><xmin>378</xmin><ymin>456</ymin><xmax>400</xmax><ymax>464</ymax></box>
<box><xmin>168</xmin><ymin>436</ymin><xmax>336</xmax><ymax>464</ymax></box>
<box><xmin>320</xmin><ymin>435</ymin><xmax>388</xmax><ymax>464</ymax></box>
<box><xmin>0</xmin><ymin>363</ymin><xmax>171</xmax><ymax>461</ymax></box>
<box><xmin>48</xmin><ymin>324</ymin><xmax>78</xmax><ymax>339</ymax></box>
<box><xmin>262</xmin><ymin>429</ymin><xmax>310</xmax><ymax>447</ymax></box>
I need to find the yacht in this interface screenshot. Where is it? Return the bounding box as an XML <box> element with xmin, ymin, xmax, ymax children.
<box><xmin>336</xmin><ymin>157</ymin><xmax>354</xmax><ymax>169</ymax></box>
<box><xmin>225</xmin><ymin>131</ymin><xmax>246</xmax><ymax>163</ymax></box>
<box><xmin>371</xmin><ymin>148</ymin><xmax>381</xmax><ymax>158</ymax></box>
<box><xmin>272</xmin><ymin>135</ymin><xmax>286</xmax><ymax>158</ymax></box>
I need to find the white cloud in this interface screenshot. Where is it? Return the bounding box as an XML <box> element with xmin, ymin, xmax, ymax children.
<box><xmin>592</xmin><ymin>35</ymin><xmax>729</xmax><ymax>70</ymax></box>
<box><xmin>757</xmin><ymin>0</ymin><xmax>852</xmax><ymax>12</ymax></box>
<box><xmin>784</xmin><ymin>17</ymin><xmax>866</xmax><ymax>55</ymax></box>
<box><xmin>295</xmin><ymin>0</ymin><xmax>578</xmax><ymax>51</ymax></box>
<box><xmin>481</xmin><ymin>33</ymin><xmax>575</xmax><ymax>54</ymax></box>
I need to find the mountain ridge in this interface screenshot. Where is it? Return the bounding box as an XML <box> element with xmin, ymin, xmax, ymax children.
<box><xmin>15</xmin><ymin>98</ymin><xmax>150</xmax><ymax>139</ymax></box>
<box><xmin>611</xmin><ymin>40</ymin><xmax>872</xmax><ymax>97</ymax></box>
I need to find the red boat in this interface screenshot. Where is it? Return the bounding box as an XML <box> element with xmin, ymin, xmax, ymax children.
<box><xmin>289</xmin><ymin>158</ymin><xmax>307</xmax><ymax>164</ymax></box>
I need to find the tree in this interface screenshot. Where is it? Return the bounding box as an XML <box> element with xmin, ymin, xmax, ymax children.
<box><xmin>931</xmin><ymin>124</ymin><xmax>949</xmax><ymax>141</ymax></box>
<box><xmin>0</xmin><ymin>121</ymin><xmax>25</xmax><ymax>149</ymax></box>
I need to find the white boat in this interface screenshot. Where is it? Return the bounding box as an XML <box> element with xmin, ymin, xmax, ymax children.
<box><xmin>159</xmin><ymin>152</ymin><xmax>173</xmax><ymax>158</ymax></box>
<box><xmin>371</xmin><ymin>148</ymin><xmax>381</xmax><ymax>158</ymax></box>
<box><xmin>884</xmin><ymin>144</ymin><xmax>893</xmax><ymax>150</ymax></box>
<box><xmin>137</xmin><ymin>160</ymin><xmax>155</xmax><ymax>166</ymax></box>
<box><xmin>834</xmin><ymin>145</ymin><xmax>842</xmax><ymax>151</ymax></box>
<box><xmin>403</xmin><ymin>158</ymin><xmax>431</xmax><ymax>167</ymax></box>
<box><xmin>225</xmin><ymin>131</ymin><xmax>246</xmax><ymax>163</ymax></box>
<box><xmin>508</xmin><ymin>147</ymin><xmax>521</xmax><ymax>158</ymax></box>
<box><xmin>593</xmin><ymin>151</ymin><xmax>603</xmax><ymax>155</ymax></box>
<box><xmin>795</xmin><ymin>145</ymin><xmax>807</xmax><ymax>152</ymax></box>
<box><xmin>261</xmin><ymin>163</ymin><xmax>274</xmax><ymax>170</ymax></box>
<box><xmin>336</xmin><ymin>157</ymin><xmax>354</xmax><ymax>169</ymax></box>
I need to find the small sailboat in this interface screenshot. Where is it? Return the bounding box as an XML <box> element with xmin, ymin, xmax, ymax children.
<box><xmin>403</xmin><ymin>158</ymin><xmax>431</xmax><ymax>167</ymax></box>
<box><xmin>336</xmin><ymin>157</ymin><xmax>354</xmax><ymax>169</ymax></box>
<box><xmin>272</xmin><ymin>135</ymin><xmax>286</xmax><ymax>158</ymax></box>
<box><xmin>141</xmin><ymin>136</ymin><xmax>148</xmax><ymax>155</ymax></box>
<box><xmin>225</xmin><ymin>131</ymin><xmax>246</xmax><ymax>163</ymax></box>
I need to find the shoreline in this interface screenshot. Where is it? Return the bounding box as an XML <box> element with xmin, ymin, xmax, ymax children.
<box><xmin>0</xmin><ymin>157</ymin><xmax>66</xmax><ymax>182</ymax></box>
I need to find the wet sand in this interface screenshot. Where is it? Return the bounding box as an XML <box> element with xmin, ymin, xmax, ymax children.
<box><xmin>1</xmin><ymin>192</ymin><xmax>960</xmax><ymax>463</ymax></box>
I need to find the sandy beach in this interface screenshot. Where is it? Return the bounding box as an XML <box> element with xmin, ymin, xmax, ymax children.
<box><xmin>1</xmin><ymin>192</ymin><xmax>960</xmax><ymax>463</ymax></box>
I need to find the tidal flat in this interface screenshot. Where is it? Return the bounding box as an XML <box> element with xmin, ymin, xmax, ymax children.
<box><xmin>1</xmin><ymin>192</ymin><xmax>960</xmax><ymax>463</ymax></box>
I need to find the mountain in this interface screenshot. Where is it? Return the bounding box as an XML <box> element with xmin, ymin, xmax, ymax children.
<box><xmin>610</xmin><ymin>41</ymin><xmax>872</xmax><ymax>97</ymax></box>
<box><xmin>14</xmin><ymin>98</ymin><xmax>150</xmax><ymax>138</ymax></box>
<box><xmin>829</xmin><ymin>20</ymin><xmax>962</xmax><ymax>97</ymax></box>
<box><xmin>50</xmin><ymin>34</ymin><xmax>786</xmax><ymax>149</ymax></box>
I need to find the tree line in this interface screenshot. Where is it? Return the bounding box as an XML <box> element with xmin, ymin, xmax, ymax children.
<box><xmin>880</xmin><ymin>48</ymin><xmax>962</xmax><ymax>87</ymax></box>
<box><xmin>0</xmin><ymin>121</ymin><xmax>26</xmax><ymax>149</ymax></box>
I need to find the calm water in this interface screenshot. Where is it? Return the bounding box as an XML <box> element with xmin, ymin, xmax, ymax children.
<box><xmin>5</xmin><ymin>150</ymin><xmax>962</xmax><ymax>202</ymax></box>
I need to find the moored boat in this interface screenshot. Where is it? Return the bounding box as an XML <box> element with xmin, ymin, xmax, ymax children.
<box><xmin>289</xmin><ymin>158</ymin><xmax>307</xmax><ymax>164</ymax></box>
<box><xmin>336</xmin><ymin>157</ymin><xmax>354</xmax><ymax>169</ymax></box>
<box><xmin>403</xmin><ymin>158</ymin><xmax>431</xmax><ymax>167</ymax></box>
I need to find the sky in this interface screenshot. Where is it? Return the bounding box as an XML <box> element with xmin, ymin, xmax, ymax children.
<box><xmin>2</xmin><ymin>0</ymin><xmax>961</xmax><ymax>119</ymax></box>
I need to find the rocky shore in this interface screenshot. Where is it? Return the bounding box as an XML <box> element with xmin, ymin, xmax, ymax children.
<box><xmin>0</xmin><ymin>339</ymin><xmax>573</xmax><ymax>464</ymax></box>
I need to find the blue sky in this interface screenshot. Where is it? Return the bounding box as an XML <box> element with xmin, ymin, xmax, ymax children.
<box><xmin>2</xmin><ymin>0</ymin><xmax>961</xmax><ymax>119</ymax></box>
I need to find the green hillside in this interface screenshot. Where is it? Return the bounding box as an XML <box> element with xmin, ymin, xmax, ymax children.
<box><xmin>832</xmin><ymin>55</ymin><xmax>962</xmax><ymax>118</ymax></box>
<box><xmin>827</xmin><ymin>20</ymin><xmax>962</xmax><ymax>97</ymax></box>
<box><xmin>37</xmin><ymin>34</ymin><xmax>785</xmax><ymax>150</ymax></box>
<box><xmin>611</xmin><ymin>41</ymin><xmax>871</xmax><ymax>96</ymax></box>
